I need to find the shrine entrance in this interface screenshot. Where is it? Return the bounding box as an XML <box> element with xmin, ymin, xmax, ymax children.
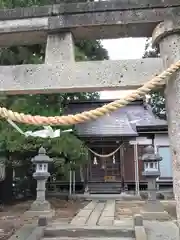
<box><xmin>89</xmin><ymin>145</ymin><xmax>122</xmax><ymax>183</ymax></box>
<box><xmin>85</xmin><ymin>139</ymin><xmax>126</xmax><ymax>194</ymax></box>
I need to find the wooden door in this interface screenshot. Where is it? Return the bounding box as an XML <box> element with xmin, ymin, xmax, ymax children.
<box><xmin>89</xmin><ymin>148</ymin><xmax>106</xmax><ymax>182</ymax></box>
<box><xmin>103</xmin><ymin>147</ymin><xmax>121</xmax><ymax>182</ymax></box>
<box><xmin>89</xmin><ymin>146</ymin><xmax>121</xmax><ymax>182</ymax></box>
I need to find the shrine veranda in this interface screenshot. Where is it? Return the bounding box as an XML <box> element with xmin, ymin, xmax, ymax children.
<box><xmin>1</xmin><ymin>0</ymin><xmax>180</xmax><ymax>221</ymax></box>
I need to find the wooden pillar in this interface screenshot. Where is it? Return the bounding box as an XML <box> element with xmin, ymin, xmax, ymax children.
<box><xmin>87</xmin><ymin>150</ymin><xmax>91</xmax><ymax>182</ymax></box>
<box><xmin>134</xmin><ymin>141</ymin><xmax>140</xmax><ymax>195</ymax></box>
<box><xmin>152</xmin><ymin>19</ymin><xmax>180</xmax><ymax>222</ymax></box>
<box><xmin>120</xmin><ymin>143</ymin><xmax>125</xmax><ymax>191</ymax></box>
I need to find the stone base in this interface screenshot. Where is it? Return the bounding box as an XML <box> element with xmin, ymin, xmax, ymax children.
<box><xmin>30</xmin><ymin>200</ymin><xmax>51</xmax><ymax>211</ymax></box>
<box><xmin>140</xmin><ymin>199</ymin><xmax>170</xmax><ymax>220</ymax></box>
<box><xmin>25</xmin><ymin>199</ymin><xmax>55</xmax><ymax>218</ymax></box>
<box><xmin>24</xmin><ymin>209</ymin><xmax>55</xmax><ymax>218</ymax></box>
<box><xmin>140</xmin><ymin>210</ymin><xmax>170</xmax><ymax>221</ymax></box>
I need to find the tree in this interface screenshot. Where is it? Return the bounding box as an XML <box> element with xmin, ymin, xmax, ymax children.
<box><xmin>143</xmin><ymin>38</ymin><xmax>166</xmax><ymax>119</ymax></box>
<box><xmin>0</xmin><ymin>0</ymin><xmax>109</xmax><ymax>201</ymax></box>
<box><xmin>0</xmin><ymin>0</ymin><xmax>108</xmax><ymax>150</ymax></box>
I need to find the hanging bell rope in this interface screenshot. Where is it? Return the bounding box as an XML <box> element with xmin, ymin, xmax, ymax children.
<box><xmin>0</xmin><ymin>60</ymin><xmax>179</xmax><ymax>126</ymax></box>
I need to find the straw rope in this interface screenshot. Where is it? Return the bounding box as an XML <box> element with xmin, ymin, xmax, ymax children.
<box><xmin>1</xmin><ymin>60</ymin><xmax>180</xmax><ymax>126</ymax></box>
<box><xmin>87</xmin><ymin>144</ymin><xmax>123</xmax><ymax>158</ymax></box>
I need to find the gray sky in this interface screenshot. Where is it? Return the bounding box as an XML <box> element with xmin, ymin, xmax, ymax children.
<box><xmin>100</xmin><ymin>38</ymin><xmax>147</xmax><ymax>99</ymax></box>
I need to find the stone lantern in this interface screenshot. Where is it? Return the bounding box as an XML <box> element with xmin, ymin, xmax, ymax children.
<box><xmin>27</xmin><ymin>147</ymin><xmax>54</xmax><ymax>217</ymax></box>
<box><xmin>142</xmin><ymin>145</ymin><xmax>162</xmax><ymax>179</ymax></box>
<box><xmin>141</xmin><ymin>145</ymin><xmax>169</xmax><ymax>220</ymax></box>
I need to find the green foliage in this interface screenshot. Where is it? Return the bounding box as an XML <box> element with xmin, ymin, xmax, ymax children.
<box><xmin>0</xmin><ymin>0</ymin><xmax>109</xmax><ymax>178</ymax></box>
<box><xmin>143</xmin><ymin>38</ymin><xmax>166</xmax><ymax>119</ymax></box>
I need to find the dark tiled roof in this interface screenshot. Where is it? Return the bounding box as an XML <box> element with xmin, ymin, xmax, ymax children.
<box><xmin>65</xmin><ymin>100</ymin><xmax>167</xmax><ymax>137</ymax></box>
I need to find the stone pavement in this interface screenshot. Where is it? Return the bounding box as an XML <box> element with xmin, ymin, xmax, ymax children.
<box><xmin>43</xmin><ymin>200</ymin><xmax>135</xmax><ymax>239</ymax></box>
<box><xmin>7</xmin><ymin>200</ymin><xmax>180</xmax><ymax>240</ymax></box>
<box><xmin>70</xmin><ymin>200</ymin><xmax>118</xmax><ymax>226</ymax></box>
<box><xmin>43</xmin><ymin>238</ymin><xmax>134</xmax><ymax>240</ymax></box>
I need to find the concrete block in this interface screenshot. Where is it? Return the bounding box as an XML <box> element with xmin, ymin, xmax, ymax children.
<box><xmin>44</xmin><ymin>226</ymin><xmax>135</xmax><ymax>238</ymax></box>
<box><xmin>45</xmin><ymin>32</ymin><xmax>75</xmax><ymax>63</ymax></box>
<box><xmin>133</xmin><ymin>214</ymin><xmax>143</xmax><ymax>226</ymax></box>
<box><xmin>26</xmin><ymin>227</ymin><xmax>45</xmax><ymax>240</ymax></box>
<box><xmin>83</xmin><ymin>201</ymin><xmax>97</xmax><ymax>210</ymax></box>
<box><xmin>114</xmin><ymin>219</ymin><xmax>133</xmax><ymax>228</ymax></box>
<box><xmin>38</xmin><ymin>216</ymin><xmax>48</xmax><ymax>226</ymax></box>
<box><xmin>98</xmin><ymin>217</ymin><xmax>114</xmax><ymax>226</ymax></box>
<box><xmin>24</xmin><ymin>209</ymin><xmax>55</xmax><ymax>219</ymax></box>
<box><xmin>86</xmin><ymin>202</ymin><xmax>105</xmax><ymax>225</ymax></box>
<box><xmin>8</xmin><ymin>225</ymin><xmax>35</xmax><ymax>240</ymax></box>
<box><xmin>140</xmin><ymin>210</ymin><xmax>170</xmax><ymax>221</ymax></box>
<box><xmin>77</xmin><ymin>209</ymin><xmax>92</xmax><ymax>217</ymax></box>
<box><xmin>70</xmin><ymin>216</ymin><xmax>87</xmax><ymax>225</ymax></box>
<box><xmin>134</xmin><ymin>226</ymin><xmax>147</xmax><ymax>240</ymax></box>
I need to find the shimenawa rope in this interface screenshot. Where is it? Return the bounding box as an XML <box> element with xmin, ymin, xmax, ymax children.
<box><xmin>2</xmin><ymin>60</ymin><xmax>180</xmax><ymax>126</ymax></box>
<box><xmin>87</xmin><ymin>144</ymin><xmax>122</xmax><ymax>158</ymax></box>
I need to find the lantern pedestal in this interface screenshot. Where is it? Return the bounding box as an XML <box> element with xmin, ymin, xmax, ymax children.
<box><xmin>140</xmin><ymin>146</ymin><xmax>170</xmax><ymax>221</ymax></box>
<box><xmin>27</xmin><ymin>174</ymin><xmax>54</xmax><ymax>218</ymax></box>
<box><xmin>25</xmin><ymin>147</ymin><xmax>54</xmax><ymax>218</ymax></box>
<box><xmin>140</xmin><ymin>178</ymin><xmax>169</xmax><ymax>220</ymax></box>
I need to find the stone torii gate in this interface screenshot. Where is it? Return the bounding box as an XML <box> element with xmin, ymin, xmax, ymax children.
<box><xmin>0</xmin><ymin>0</ymin><xmax>180</xmax><ymax>221</ymax></box>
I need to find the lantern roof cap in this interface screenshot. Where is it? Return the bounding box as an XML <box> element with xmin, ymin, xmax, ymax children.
<box><xmin>31</xmin><ymin>147</ymin><xmax>53</xmax><ymax>163</ymax></box>
<box><xmin>142</xmin><ymin>145</ymin><xmax>162</xmax><ymax>162</ymax></box>
<box><xmin>38</xmin><ymin>146</ymin><xmax>46</xmax><ymax>155</ymax></box>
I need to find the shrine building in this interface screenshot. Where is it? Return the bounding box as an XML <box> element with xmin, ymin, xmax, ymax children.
<box><xmin>65</xmin><ymin>99</ymin><xmax>172</xmax><ymax>194</ymax></box>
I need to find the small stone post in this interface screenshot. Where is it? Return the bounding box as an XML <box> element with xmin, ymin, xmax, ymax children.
<box><xmin>26</xmin><ymin>147</ymin><xmax>54</xmax><ymax>218</ymax></box>
<box><xmin>140</xmin><ymin>145</ymin><xmax>169</xmax><ymax>220</ymax></box>
<box><xmin>152</xmin><ymin>19</ymin><xmax>180</xmax><ymax>223</ymax></box>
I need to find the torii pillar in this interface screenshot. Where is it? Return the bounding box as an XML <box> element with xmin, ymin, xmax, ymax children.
<box><xmin>152</xmin><ymin>19</ymin><xmax>180</xmax><ymax>223</ymax></box>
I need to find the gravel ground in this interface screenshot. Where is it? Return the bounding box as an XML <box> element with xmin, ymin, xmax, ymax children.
<box><xmin>0</xmin><ymin>198</ymin><xmax>87</xmax><ymax>240</ymax></box>
<box><xmin>115</xmin><ymin>201</ymin><xmax>177</xmax><ymax>220</ymax></box>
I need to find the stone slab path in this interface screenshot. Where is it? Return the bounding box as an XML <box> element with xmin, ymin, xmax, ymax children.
<box><xmin>37</xmin><ymin>200</ymin><xmax>180</xmax><ymax>240</ymax></box>
<box><xmin>70</xmin><ymin>200</ymin><xmax>133</xmax><ymax>228</ymax></box>
<box><xmin>70</xmin><ymin>200</ymin><xmax>118</xmax><ymax>226</ymax></box>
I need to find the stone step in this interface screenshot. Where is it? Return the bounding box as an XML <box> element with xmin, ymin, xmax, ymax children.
<box><xmin>42</xmin><ymin>237</ymin><xmax>135</xmax><ymax>240</ymax></box>
<box><xmin>89</xmin><ymin>190</ymin><xmax>121</xmax><ymax>194</ymax></box>
<box><xmin>43</xmin><ymin>226</ymin><xmax>135</xmax><ymax>239</ymax></box>
<box><xmin>88</xmin><ymin>183</ymin><xmax>121</xmax><ymax>193</ymax></box>
<box><xmin>89</xmin><ymin>187</ymin><xmax>121</xmax><ymax>190</ymax></box>
<box><xmin>89</xmin><ymin>186</ymin><xmax>121</xmax><ymax>189</ymax></box>
<box><xmin>90</xmin><ymin>189</ymin><xmax>121</xmax><ymax>192</ymax></box>
<box><xmin>88</xmin><ymin>184</ymin><xmax>121</xmax><ymax>187</ymax></box>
